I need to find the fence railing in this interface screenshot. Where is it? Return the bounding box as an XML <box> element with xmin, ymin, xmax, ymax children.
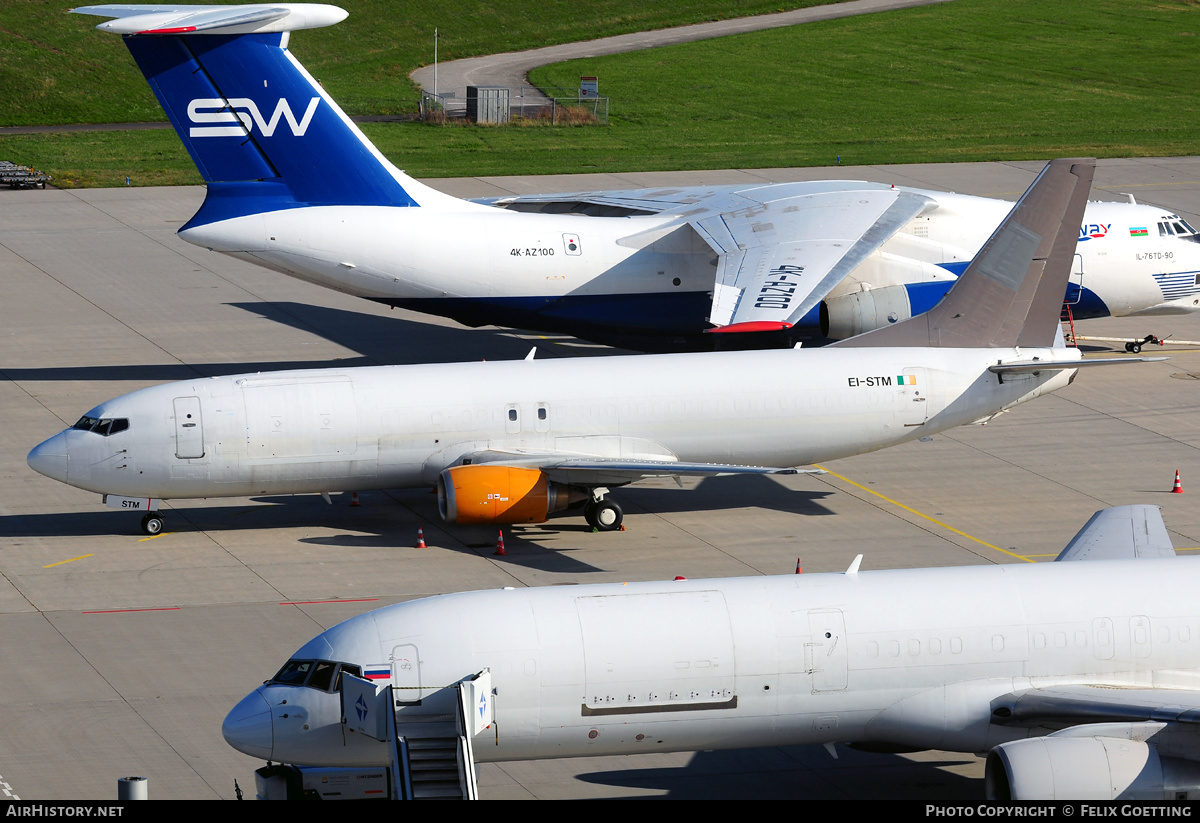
<box><xmin>419</xmin><ymin>87</ymin><xmax>608</xmax><ymax>125</ymax></box>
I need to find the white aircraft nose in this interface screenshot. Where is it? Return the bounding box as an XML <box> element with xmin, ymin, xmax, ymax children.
<box><xmin>222</xmin><ymin>689</ymin><xmax>273</xmax><ymax>759</ymax></box>
<box><xmin>27</xmin><ymin>434</ymin><xmax>69</xmax><ymax>483</ymax></box>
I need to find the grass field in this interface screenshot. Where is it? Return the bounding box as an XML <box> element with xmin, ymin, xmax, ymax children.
<box><xmin>0</xmin><ymin>0</ymin><xmax>836</xmax><ymax>125</ymax></box>
<box><xmin>2</xmin><ymin>0</ymin><xmax>1199</xmax><ymax>187</ymax></box>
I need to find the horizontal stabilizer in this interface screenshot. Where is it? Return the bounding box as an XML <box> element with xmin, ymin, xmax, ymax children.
<box><xmin>988</xmin><ymin>356</ymin><xmax>1166</xmax><ymax>376</ymax></box>
<box><xmin>72</xmin><ymin>4</ymin><xmax>347</xmax><ymax>35</ymax></box>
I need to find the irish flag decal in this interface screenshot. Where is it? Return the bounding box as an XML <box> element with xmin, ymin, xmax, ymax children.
<box><xmin>897</xmin><ymin>374</ymin><xmax>917</xmax><ymax>385</ymax></box>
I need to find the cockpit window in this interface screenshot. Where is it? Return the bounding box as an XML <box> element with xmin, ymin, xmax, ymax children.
<box><xmin>271</xmin><ymin>659</ymin><xmax>314</xmax><ymax>686</ymax></box>
<box><xmin>308</xmin><ymin>661</ymin><xmax>337</xmax><ymax>691</ymax></box>
<box><xmin>1158</xmin><ymin>220</ymin><xmax>1200</xmax><ymax>242</ymax></box>
<box><xmin>73</xmin><ymin>416</ymin><xmax>129</xmax><ymax>436</ymax></box>
<box><xmin>269</xmin><ymin>659</ymin><xmax>362</xmax><ymax>691</ymax></box>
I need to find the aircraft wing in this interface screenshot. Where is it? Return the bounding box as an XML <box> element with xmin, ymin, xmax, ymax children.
<box><xmin>454</xmin><ymin>448</ymin><xmax>808</xmax><ymax>487</ymax></box>
<box><xmin>479</xmin><ymin>181</ymin><xmax>937</xmax><ymax>331</ymax></box>
<box><xmin>1053</xmin><ymin>504</ymin><xmax>1176</xmax><ymax>561</ymax></box>
<box><xmin>694</xmin><ymin>188</ymin><xmax>934</xmax><ymax>330</ymax></box>
<box><xmin>993</xmin><ymin>685</ymin><xmax>1200</xmax><ymax>727</ymax></box>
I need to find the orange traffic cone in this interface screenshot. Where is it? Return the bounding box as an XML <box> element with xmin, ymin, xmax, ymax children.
<box><xmin>1172</xmin><ymin>470</ymin><xmax>1184</xmax><ymax>494</ymax></box>
<box><xmin>795</xmin><ymin>557</ymin><xmax>803</xmax><ymax>574</ymax></box>
<box><xmin>416</xmin><ymin>527</ymin><xmax>426</xmax><ymax>549</ymax></box>
<box><xmin>350</xmin><ymin>492</ymin><xmax>361</xmax><ymax>507</ymax></box>
<box><xmin>495</xmin><ymin>529</ymin><xmax>507</xmax><ymax>556</ymax></box>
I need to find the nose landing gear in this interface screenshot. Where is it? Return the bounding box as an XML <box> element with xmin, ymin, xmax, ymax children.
<box><xmin>140</xmin><ymin>512</ymin><xmax>165</xmax><ymax>535</ymax></box>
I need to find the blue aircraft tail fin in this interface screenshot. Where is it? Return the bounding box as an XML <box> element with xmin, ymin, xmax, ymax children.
<box><xmin>75</xmin><ymin>5</ymin><xmax>419</xmax><ymax>217</ymax></box>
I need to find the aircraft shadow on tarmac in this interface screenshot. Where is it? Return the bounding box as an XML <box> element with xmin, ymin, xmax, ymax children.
<box><xmin>1</xmin><ymin>301</ymin><xmax>600</xmax><ymax>384</ymax></box>
<box><xmin>227</xmin><ymin>301</ymin><xmax>574</xmax><ymax>366</ymax></box>
<box><xmin>5</xmin><ymin>477</ymin><xmax>832</xmax><ymax>561</ymax></box>
<box><xmin>573</xmin><ymin>745</ymin><xmax>982</xmax><ymax>800</ymax></box>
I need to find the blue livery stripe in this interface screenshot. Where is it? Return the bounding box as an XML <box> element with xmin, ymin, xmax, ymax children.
<box><xmin>1151</xmin><ymin>270</ymin><xmax>1200</xmax><ymax>301</ymax></box>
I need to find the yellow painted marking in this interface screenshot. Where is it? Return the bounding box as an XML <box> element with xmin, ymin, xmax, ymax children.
<box><xmin>813</xmin><ymin>464</ymin><xmax>1033</xmax><ymax>563</ymax></box>
<box><xmin>43</xmin><ymin>554</ymin><xmax>93</xmax><ymax>568</ymax></box>
<box><xmin>137</xmin><ymin>533</ymin><xmax>169</xmax><ymax>542</ymax></box>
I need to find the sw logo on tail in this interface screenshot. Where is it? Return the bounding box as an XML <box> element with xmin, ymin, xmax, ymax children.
<box><xmin>188</xmin><ymin>97</ymin><xmax>320</xmax><ymax>138</ymax></box>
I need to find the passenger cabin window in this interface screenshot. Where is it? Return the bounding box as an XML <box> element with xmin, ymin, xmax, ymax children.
<box><xmin>72</xmin><ymin>416</ymin><xmax>129</xmax><ymax>436</ymax></box>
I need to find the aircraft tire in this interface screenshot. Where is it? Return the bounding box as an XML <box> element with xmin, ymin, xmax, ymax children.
<box><xmin>591</xmin><ymin>500</ymin><xmax>623</xmax><ymax>532</ymax></box>
<box><xmin>1130</xmin><ymin>342</ymin><xmax>1142</xmax><ymax>353</ymax></box>
<box><xmin>141</xmin><ymin>512</ymin><xmax>164</xmax><ymax>535</ymax></box>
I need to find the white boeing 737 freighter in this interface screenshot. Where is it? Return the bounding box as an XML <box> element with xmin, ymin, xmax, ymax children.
<box><xmin>70</xmin><ymin>4</ymin><xmax>1200</xmax><ymax>351</ymax></box>
<box><xmin>27</xmin><ymin>157</ymin><xmax>1161</xmax><ymax>534</ymax></box>
<box><xmin>223</xmin><ymin>505</ymin><xmax>1200</xmax><ymax>800</ymax></box>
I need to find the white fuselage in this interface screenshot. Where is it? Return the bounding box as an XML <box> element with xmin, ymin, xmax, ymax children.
<box><xmin>180</xmin><ymin>188</ymin><xmax>1200</xmax><ymax>344</ymax></box>
<box><xmin>29</xmin><ymin>346</ymin><xmax>1075</xmax><ymax>500</ymax></box>
<box><xmin>224</xmin><ymin>557</ymin><xmax>1200</xmax><ymax>767</ymax></box>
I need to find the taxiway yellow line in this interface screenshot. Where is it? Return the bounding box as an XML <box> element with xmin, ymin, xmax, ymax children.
<box><xmin>813</xmin><ymin>464</ymin><xmax>1033</xmax><ymax>563</ymax></box>
<box><xmin>43</xmin><ymin>554</ymin><xmax>93</xmax><ymax>568</ymax></box>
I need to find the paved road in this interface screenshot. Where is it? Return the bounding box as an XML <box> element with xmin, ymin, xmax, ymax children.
<box><xmin>3</xmin><ymin>157</ymin><xmax>1200</xmax><ymax>800</ymax></box>
<box><xmin>0</xmin><ymin>0</ymin><xmax>951</xmax><ymax>134</ymax></box>
<box><xmin>410</xmin><ymin>0</ymin><xmax>954</xmax><ymax>110</ymax></box>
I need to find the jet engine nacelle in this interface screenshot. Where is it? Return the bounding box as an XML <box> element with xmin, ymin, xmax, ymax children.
<box><xmin>821</xmin><ymin>281</ymin><xmax>954</xmax><ymax>340</ymax></box>
<box><xmin>437</xmin><ymin>465</ymin><xmax>584</xmax><ymax>524</ymax></box>
<box><xmin>986</xmin><ymin>735</ymin><xmax>1200</xmax><ymax>800</ymax></box>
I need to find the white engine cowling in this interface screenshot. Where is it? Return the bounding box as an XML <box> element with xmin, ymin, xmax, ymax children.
<box><xmin>821</xmin><ymin>285</ymin><xmax>915</xmax><ymax>340</ymax></box>
<box><xmin>986</xmin><ymin>736</ymin><xmax>1200</xmax><ymax>800</ymax></box>
<box><xmin>821</xmin><ymin>280</ymin><xmax>959</xmax><ymax>339</ymax></box>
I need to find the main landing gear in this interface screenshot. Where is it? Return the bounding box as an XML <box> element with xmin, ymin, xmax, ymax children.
<box><xmin>140</xmin><ymin>512</ymin><xmax>165</xmax><ymax>535</ymax></box>
<box><xmin>583</xmin><ymin>494</ymin><xmax>623</xmax><ymax>532</ymax></box>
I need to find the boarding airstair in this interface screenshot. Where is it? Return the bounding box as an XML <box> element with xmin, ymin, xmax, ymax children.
<box><xmin>341</xmin><ymin>669</ymin><xmax>492</xmax><ymax>800</ymax></box>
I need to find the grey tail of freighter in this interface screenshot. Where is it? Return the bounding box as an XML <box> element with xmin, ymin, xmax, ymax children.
<box><xmin>831</xmin><ymin>157</ymin><xmax>1096</xmax><ymax>349</ymax></box>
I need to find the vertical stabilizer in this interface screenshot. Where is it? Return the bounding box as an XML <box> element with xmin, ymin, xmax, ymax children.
<box><xmin>74</xmin><ymin>4</ymin><xmax>423</xmax><ymax>214</ymax></box>
<box><xmin>832</xmin><ymin>158</ymin><xmax>1096</xmax><ymax>349</ymax></box>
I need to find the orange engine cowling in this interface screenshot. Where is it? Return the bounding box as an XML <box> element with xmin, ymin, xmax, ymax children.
<box><xmin>437</xmin><ymin>465</ymin><xmax>585</xmax><ymax>524</ymax></box>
